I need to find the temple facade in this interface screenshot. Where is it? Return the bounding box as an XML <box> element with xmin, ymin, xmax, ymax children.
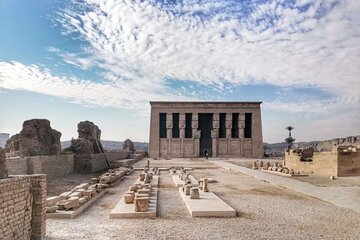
<box><xmin>149</xmin><ymin>101</ymin><xmax>263</xmax><ymax>158</ymax></box>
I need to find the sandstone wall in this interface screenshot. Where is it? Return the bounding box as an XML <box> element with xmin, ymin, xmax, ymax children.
<box><xmin>6</xmin><ymin>155</ymin><xmax>74</xmax><ymax>178</ymax></box>
<box><xmin>0</xmin><ymin>174</ymin><xmax>46</xmax><ymax>240</ymax></box>
<box><xmin>149</xmin><ymin>102</ymin><xmax>263</xmax><ymax>158</ymax></box>
<box><xmin>285</xmin><ymin>150</ymin><xmax>338</xmax><ymax>176</ymax></box>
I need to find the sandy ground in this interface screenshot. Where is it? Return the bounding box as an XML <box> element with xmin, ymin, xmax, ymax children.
<box><xmin>46</xmin><ymin>158</ymin><xmax>360</xmax><ymax>239</ymax></box>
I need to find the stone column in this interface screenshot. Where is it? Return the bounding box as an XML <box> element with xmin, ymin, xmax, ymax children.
<box><xmin>239</xmin><ymin>114</ymin><xmax>245</xmax><ymax>156</ymax></box>
<box><xmin>30</xmin><ymin>174</ymin><xmax>47</xmax><ymax>240</ymax></box>
<box><xmin>179</xmin><ymin>114</ymin><xmax>185</xmax><ymax>157</ymax></box>
<box><xmin>225</xmin><ymin>113</ymin><xmax>232</xmax><ymax>138</ymax></box>
<box><xmin>212</xmin><ymin>113</ymin><xmax>219</xmax><ymax>157</ymax></box>
<box><xmin>166</xmin><ymin>113</ymin><xmax>172</xmax><ymax>156</ymax></box>
<box><xmin>226</xmin><ymin>113</ymin><xmax>232</xmax><ymax>155</ymax></box>
<box><xmin>192</xmin><ymin>114</ymin><xmax>200</xmax><ymax>157</ymax></box>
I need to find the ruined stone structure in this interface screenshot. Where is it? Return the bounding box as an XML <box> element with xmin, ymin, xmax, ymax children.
<box><xmin>285</xmin><ymin>146</ymin><xmax>360</xmax><ymax>177</ymax></box>
<box><xmin>149</xmin><ymin>101</ymin><xmax>263</xmax><ymax>158</ymax></box>
<box><xmin>123</xmin><ymin>139</ymin><xmax>135</xmax><ymax>153</ymax></box>
<box><xmin>67</xmin><ymin>121</ymin><xmax>105</xmax><ymax>154</ymax></box>
<box><xmin>4</xmin><ymin>119</ymin><xmax>61</xmax><ymax>157</ymax></box>
<box><xmin>0</xmin><ymin>148</ymin><xmax>8</xmax><ymax>179</ymax></box>
<box><xmin>0</xmin><ymin>174</ymin><xmax>46</xmax><ymax>240</ymax></box>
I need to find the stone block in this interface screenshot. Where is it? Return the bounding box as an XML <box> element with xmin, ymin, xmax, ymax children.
<box><xmin>64</xmin><ymin>197</ymin><xmax>79</xmax><ymax>209</ymax></box>
<box><xmin>46</xmin><ymin>196</ymin><xmax>60</xmax><ymax>207</ymax></box>
<box><xmin>190</xmin><ymin>187</ymin><xmax>200</xmax><ymax>199</ymax></box>
<box><xmin>78</xmin><ymin>183</ymin><xmax>90</xmax><ymax>189</ymax></box>
<box><xmin>83</xmin><ymin>189</ymin><xmax>95</xmax><ymax>198</ymax></box>
<box><xmin>134</xmin><ymin>197</ymin><xmax>149</xmax><ymax>212</ymax></box>
<box><xmin>137</xmin><ymin>189</ymin><xmax>150</xmax><ymax>196</ymax></box>
<box><xmin>124</xmin><ymin>191</ymin><xmax>135</xmax><ymax>204</ymax></box>
<box><xmin>59</xmin><ymin>191</ymin><xmax>72</xmax><ymax>200</ymax></box>
<box><xmin>46</xmin><ymin>206</ymin><xmax>58</xmax><ymax>213</ymax></box>
<box><xmin>69</xmin><ymin>192</ymin><xmax>82</xmax><ymax>198</ymax></box>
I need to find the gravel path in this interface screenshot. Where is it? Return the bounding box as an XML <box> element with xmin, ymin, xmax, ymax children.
<box><xmin>46</xmin><ymin>158</ymin><xmax>360</xmax><ymax>239</ymax></box>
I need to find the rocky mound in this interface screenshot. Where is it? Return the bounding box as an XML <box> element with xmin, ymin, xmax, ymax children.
<box><xmin>122</xmin><ymin>139</ymin><xmax>135</xmax><ymax>153</ymax></box>
<box><xmin>4</xmin><ymin>119</ymin><xmax>61</xmax><ymax>157</ymax></box>
<box><xmin>66</xmin><ymin>121</ymin><xmax>105</xmax><ymax>154</ymax></box>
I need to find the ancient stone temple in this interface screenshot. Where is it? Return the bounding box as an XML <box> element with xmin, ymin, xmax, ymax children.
<box><xmin>149</xmin><ymin>101</ymin><xmax>263</xmax><ymax>158</ymax></box>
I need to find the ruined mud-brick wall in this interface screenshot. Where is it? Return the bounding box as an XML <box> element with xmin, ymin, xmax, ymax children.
<box><xmin>284</xmin><ymin>150</ymin><xmax>338</xmax><ymax>176</ymax></box>
<box><xmin>6</xmin><ymin>155</ymin><xmax>74</xmax><ymax>178</ymax></box>
<box><xmin>0</xmin><ymin>174</ymin><xmax>46</xmax><ymax>240</ymax></box>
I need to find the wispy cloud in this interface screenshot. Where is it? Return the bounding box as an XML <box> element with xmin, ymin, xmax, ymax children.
<box><xmin>0</xmin><ymin>61</ymin><xmax>191</xmax><ymax>111</ymax></box>
<box><xmin>1</xmin><ymin>0</ymin><xmax>359</xmax><ymax>114</ymax></box>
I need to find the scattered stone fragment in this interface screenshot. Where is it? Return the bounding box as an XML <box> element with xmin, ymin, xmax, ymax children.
<box><xmin>190</xmin><ymin>187</ymin><xmax>200</xmax><ymax>199</ymax></box>
<box><xmin>59</xmin><ymin>191</ymin><xmax>72</xmax><ymax>200</ymax></box>
<box><xmin>124</xmin><ymin>191</ymin><xmax>135</xmax><ymax>204</ymax></box>
<box><xmin>46</xmin><ymin>196</ymin><xmax>60</xmax><ymax>207</ymax></box>
<box><xmin>64</xmin><ymin>197</ymin><xmax>80</xmax><ymax>209</ymax></box>
<box><xmin>79</xmin><ymin>197</ymin><xmax>87</xmax><ymax>204</ymax></box>
<box><xmin>134</xmin><ymin>197</ymin><xmax>149</xmax><ymax>212</ymax></box>
<box><xmin>46</xmin><ymin>206</ymin><xmax>59</xmax><ymax>213</ymax></box>
<box><xmin>203</xmin><ymin>179</ymin><xmax>209</xmax><ymax>192</ymax></box>
<box><xmin>69</xmin><ymin>192</ymin><xmax>82</xmax><ymax>198</ymax></box>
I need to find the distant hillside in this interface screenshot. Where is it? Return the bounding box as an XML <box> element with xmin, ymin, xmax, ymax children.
<box><xmin>61</xmin><ymin>140</ymin><xmax>148</xmax><ymax>151</ymax></box>
<box><xmin>264</xmin><ymin>135</ymin><xmax>360</xmax><ymax>156</ymax></box>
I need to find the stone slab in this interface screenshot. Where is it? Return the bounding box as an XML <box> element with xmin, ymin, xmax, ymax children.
<box><xmin>172</xmin><ymin>173</ymin><xmax>199</xmax><ymax>187</ymax></box>
<box><xmin>109</xmin><ymin>174</ymin><xmax>159</xmax><ymax>219</ymax></box>
<box><xmin>178</xmin><ymin>187</ymin><xmax>236</xmax><ymax>217</ymax></box>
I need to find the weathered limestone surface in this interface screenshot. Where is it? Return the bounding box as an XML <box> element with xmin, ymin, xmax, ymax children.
<box><xmin>0</xmin><ymin>147</ymin><xmax>8</xmax><ymax>179</ymax></box>
<box><xmin>66</xmin><ymin>121</ymin><xmax>104</xmax><ymax>154</ymax></box>
<box><xmin>123</xmin><ymin>139</ymin><xmax>135</xmax><ymax>153</ymax></box>
<box><xmin>4</xmin><ymin>119</ymin><xmax>61</xmax><ymax>157</ymax></box>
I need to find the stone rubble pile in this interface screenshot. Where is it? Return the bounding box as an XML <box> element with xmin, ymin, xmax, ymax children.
<box><xmin>253</xmin><ymin>161</ymin><xmax>295</xmax><ymax>175</ymax></box>
<box><xmin>46</xmin><ymin>167</ymin><xmax>131</xmax><ymax>213</ymax></box>
<box><xmin>172</xmin><ymin>167</ymin><xmax>213</xmax><ymax>200</ymax></box>
<box><xmin>123</xmin><ymin>164</ymin><xmax>158</xmax><ymax>213</ymax></box>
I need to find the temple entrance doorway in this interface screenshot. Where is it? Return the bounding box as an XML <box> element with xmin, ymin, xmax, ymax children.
<box><xmin>199</xmin><ymin>113</ymin><xmax>213</xmax><ymax>157</ymax></box>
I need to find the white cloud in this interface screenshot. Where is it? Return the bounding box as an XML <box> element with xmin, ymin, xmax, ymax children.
<box><xmin>0</xmin><ymin>0</ymin><xmax>359</xmax><ymax>142</ymax></box>
<box><xmin>50</xmin><ymin>0</ymin><xmax>359</xmax><ymax>98</ymax></box>
<box><xmin>0</xmin><ymin>61</ymin><xmax>192</xmax><ymax>111</ymax></box>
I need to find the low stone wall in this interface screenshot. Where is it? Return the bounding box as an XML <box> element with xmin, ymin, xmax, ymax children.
<box><xmin>74</xmin><ymin>153</ymin><xmax>108</xmax><ymax>174</ymax></box>
<box><xmin>0</xmin><ymin>174</ymin><xmax>46</xmax><ymax>240</ymax></box>
<box><xmin>6</xmin><ymin>155</ymin><xmax>74</xmax><ymax>178</ymax></box>
<box><xmin>106</xmin><ymin>151</ymin><xmax>131</xmax><ymax>162</ymax></box>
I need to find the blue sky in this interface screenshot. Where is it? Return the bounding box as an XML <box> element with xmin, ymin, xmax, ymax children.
<box><xmin>0</xmin><ymin>0</ymin><xmax>359</xmax><ymax>143</ymax></box>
